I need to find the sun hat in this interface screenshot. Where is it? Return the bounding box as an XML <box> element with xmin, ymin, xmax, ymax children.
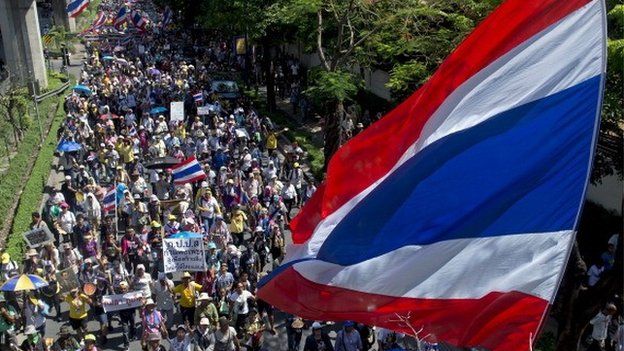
<box><xmin>84</xmin><ymin>334</ymin><xmax>97</xmax><ymax>342</ymax></box>
<box><xmin>291</xmin><ymin>318</ymin><xmax>304</xmax><ymax>329</ymax></box>
<box><xmin>197</xmin><ymin>293</ymin><xmax>211</xmax><ymax>301</ymax></box>
<box><xmin>147</xmin><ymin>332</ymin><xmax>161</xmax><ymax>341</ymax></box>
<box><xmin>1</xmin><ymin>253</ymin><xmax>10</xmax><ymax>264</ymax></box>
<box><xmin>199</xmin><ymin>317</ymin><xmax>210</xmax><ymax>326</ymax></box>
<box><xmin>136</xmin><ymin>264</ymin><xmax>145</xmax><ymax>271</ymax></box>
<box><xmin>207</xmin><ymin>242</ymin><xmax>217</xmax><ymax>250</ymax></box>
<box><xmin>182</xmin><ymin>271</ymin><xmax>192</xmax><ymax>279</ymax></box>
<box><xmin>145</xmin><ymin>298</ymin><xmax>156</xmax><ymax>306</ymax></box>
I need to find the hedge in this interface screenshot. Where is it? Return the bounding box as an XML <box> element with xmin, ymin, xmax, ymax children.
<box><xmin>1</xmin><ymin>74</ymin><xmax>66</xmax><ymax>259</ymax></box>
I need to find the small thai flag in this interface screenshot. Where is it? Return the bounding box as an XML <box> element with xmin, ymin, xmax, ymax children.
<box><xmin>161</xmin><ymin>6</ymin><xmax>172</xmax><ymax>29</ymax></box>
<box><xmin>92</xmin><ymin>11</ymin><xmax>107</xmax><ymax>28</ymax></box>
<box><xmin>102</xmin><ymin>186</ymin><xmax>116</xmax><ymax>213</ymax></box>
<box><xmin>114</xmin><ymin>6</ymin><xmax>128</xmax><ymax>30</ymax></box>
<box><xmin>131</xmin><ymin>10</ymin><xmax>147</xmax><ymax>30</ymax></box>
<box><xmin>172</xmin><ymin>156</ymin><xmax>207</xmax><ymax>185</ymax></box>
<box><xmin>66</xmin><ymin>0</ymin><xmax>89</xmax><ymax>18</ymax></box>
<box><xmin>193</xmin><ymin>92</ymin><xmax>203</xmax><ymax>103</ymax></box>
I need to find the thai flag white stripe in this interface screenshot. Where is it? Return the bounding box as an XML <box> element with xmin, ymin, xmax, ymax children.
<box><xmin>292</xmin><ymin>230</ymin><xmax>572</xmax><ymax>300</ymax></box>
<box><xmin>174</xmin><ymin>160</ymin><xmax>199</xmax><ymax>173</ymax></box>
<box><xmin>282</xmin><ymin>0</ymin><xmax>605</xmax><ymax>265</ymax></box>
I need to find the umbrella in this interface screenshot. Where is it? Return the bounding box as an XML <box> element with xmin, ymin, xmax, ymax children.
<box><xmin>150</xmin><ymin>106</ymin><xmax>168</xmax><ymax>115</ymax></box>
<box><xmin>102</xmin><ymin>55</ymin><xmax>115</xmax><ymax>61</ymax></box>
<box><xmin>56</xmin><ymin>140</ymin><xmax>82</xmax><ymax>152</ymax></box>
<box><xmin>116</xmin><ymin>58</ymin><xmax>129</xmax><ymax>65</ymax></box>
<box><xmin>169</xmin><ymin>231</ymin><xmax>203</xmax><ymax>239</ymax></box>
<box><xmin>148</xmin><ymin>68</ymin><xmax>162</xmax><ymax>76</ymax></box>
<box><xmin>1</xmin><ymin>274</ymin><xmax>48</xmax><ymax>292</ymax></box>
<box><xmin>72</xmin><ymin>85</ymin><xmax>92</xmax><ymax>95</ymax></box>
<box><xmin>144</xmin><ymin>156</ymin><xmax>181</xmax><ymax>169</ymax></box>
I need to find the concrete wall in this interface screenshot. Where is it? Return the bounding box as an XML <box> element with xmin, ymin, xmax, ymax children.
<box><xmin>587</xmin><ymin>174</ymin><xmax>623</xmax><ymax>215</ymax></box>
<box><xmin>283</xmin><ymin>42</ymin><xmax>392</xmax><ymax>101</ymax></box>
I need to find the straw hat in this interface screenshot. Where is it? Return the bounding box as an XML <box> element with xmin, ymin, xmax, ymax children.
<box><xmin>291</xmin><ymin>318</ymin><xmax>304</xmax><ymax>329</ymax></box>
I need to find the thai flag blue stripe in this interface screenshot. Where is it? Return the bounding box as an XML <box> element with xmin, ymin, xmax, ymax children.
<box><xmin>316</xmin><ymin>75</ymin><xmax>602</xmax><ymax>266</ymax></box>
<box><xmin>173</xmin><ymin>163</ymin><xmax>202</xmax><ymax>180</ymax></box>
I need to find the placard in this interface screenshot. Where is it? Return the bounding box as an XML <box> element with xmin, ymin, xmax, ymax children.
<box><xmin>163</xmin><ymin>237</ymin><xmax>206</xmax><ymax>273</ymax></box>
<box><xmin>23</xmin><ymin>227</ymin><xmax>54</xmax><ymax>248</ymax></box>
<box><xmin>102</xmin><ymin>291</ymin><xmax>144</xmax><ymax>312</ymax></box>
<box><xmin>170</xmin><ymin>101</ymin><xmax>185</xmax><ymax>122</ymax></box>
<box><xmin>197</xmin><ymin>106</ymin><xmax>211</xmax><ymax>115</ymax></box>
<box><xmin>55</xmin><ymin>268</ymin><xmax>80</xmax><ymax>294</ymax></box>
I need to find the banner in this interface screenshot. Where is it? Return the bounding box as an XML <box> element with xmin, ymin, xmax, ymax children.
<box><xmin>23</xmin><ymin>227</ymin><xmax>54</xmax><ymax>248</ymax></box>
<box><xmin>102</xmin><ymin>291</ymin><xmax>144</xmax><ymax>312</ymax></box>
<box><xmin>163</xmin><ymin>237</ymin><xmax>206</xmax><ymax>273</ymax></box>
<box><xmin>170</xmin><ymin>101</ymin><xmax>185</xmax><ymax>122</ymax></box>
<box><xmin>55</xmin><ymin>268</ymin><xmax>80</xmax><ymax>294</ymax></box>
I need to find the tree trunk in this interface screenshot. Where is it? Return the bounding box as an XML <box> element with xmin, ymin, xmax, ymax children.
<box><xmin>262</xmin><ymin>40</ymin><xmax>276</xmax><ymax>112</ymax></box>
<box><xmin>323</xmin><ymin>101</ymin><xmax>343</xmax><ymax>171</ymax></box>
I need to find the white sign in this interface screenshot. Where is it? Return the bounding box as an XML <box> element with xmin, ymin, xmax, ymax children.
<box><xmin>170</xmin><ymin>101</ymin><xmax>185</xmax><ymax>122</ymax></box>
<box><xmin>102</xmin><ymin>291</ymin><xmax>144</xmax><ymax>312</ymax></box>
<box><xmin>163</xmin><ymin>237</ymin><xmax>206</xmax><ymax>273</ymax></box>
<box><xmin>197</xmin><ymin>106</ymin><xmax>211</xmax><ymax>115</ymax></box>
<box><xmin>23</xmin><ymin>227</ymin><xmax>54</xmax><ymax>248</ymax></box>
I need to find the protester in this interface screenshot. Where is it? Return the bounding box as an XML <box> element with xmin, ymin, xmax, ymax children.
<box><xmin>304</xmin><ymin>322</ymin><xmax>334</xmax><ymax>351</ymax></box>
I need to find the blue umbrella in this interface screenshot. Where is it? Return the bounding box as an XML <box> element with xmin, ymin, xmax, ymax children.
<box><xmin>1</xmin><ymin>274</ymin><xmax>48</xmax><ymax>291</ymax></box>
<box><xmin>72</xmin><ymin>85</ymin><xmax>92</xmax><ymax>95</ymax></box>
<box><xmin>56</xmin><ymin>140</ymin><xmax>82</xmax><ymax>152</ymax></box>
<box><xmin>168</xmin><ymin>231</ymin><xmax>203</xmax><ymax>239</ymax></box>
<box><xmin>150</xmin><ymin>106</ymin><xmax>168</xmax><ymax>115</ymax></box>
<box><xmin>102</xmin><ymin>55</ymin><xmax>115</xmax><ymax>61</ymax></box>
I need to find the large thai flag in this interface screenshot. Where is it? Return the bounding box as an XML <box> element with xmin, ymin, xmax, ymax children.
<box><xmin>66</xmin><ymin>0</ymin><xmax>89</xmax><ymax>18</ymax></box>
<box><xmin>172</xmin><ymin>156</ymin><xmax>207</xmax><ymax>185</ymax></box>
<box><xmin>114</xmin><ymin>6</ymin><xmax>128</xmax><ymax>30</ymax></box>
<box><xmin>257</xmin><ymin>1</ymin><xmax>606</xmax><ymax>350</ymax></box>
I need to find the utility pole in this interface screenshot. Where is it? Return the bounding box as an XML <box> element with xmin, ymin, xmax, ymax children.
<box><xmin>29</xmin><ymin>75</ymin><xmax>44</xmax><ymax>145</ymax></box>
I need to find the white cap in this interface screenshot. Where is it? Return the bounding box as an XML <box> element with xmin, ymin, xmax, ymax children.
<box><xmin>312</xmin><ymin>322</ymin><xmax>322</xmax><ymax>329</ymax></box>
<box><xmin>200</xmin><ymin>317</ymin><xmax>211</xmax><ymax>326</ymax></box>
<box><xmin>136</xmin><ymin>264</ymin><xmax>145</xmax><ymax>271</ymax></box>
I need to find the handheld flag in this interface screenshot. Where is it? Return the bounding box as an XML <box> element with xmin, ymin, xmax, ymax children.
<box><xmin>92</xmin><ymin>11</ymin><xmax>107</xmax><ymax>28</ymax></box>
<box><xmin>193</xmin><ymin>92</ymin><xmax>203</xmax><ymax>103</ymax></box>
<box><xmin>171</xmin><ymin>156</ymin><xmax>207</xmax><ymax>185</ymax></box>
<box><xmin>257</xmin><ymin>1</ymin><xmax>606</xmax><ymax>350</ymax></box>
<box><xmin>102</xmin><ymin>186</ymin><xmax>116</xmax><ymax>213</ymax></box>
<box><xmin>114</xmin><ymin>6</ymin><xmax>128</xmax><ymax>30</ymax></box>
<box><xmin>161</xmin><ymin>6</ymin><xmax>173</xmax><ymax>29</ymax></box>
<box><xmin>66</xmin><ymin>0</ymin><xmax>89</xmax><ymax>18</ymax></box>
<box><xmin>130</xmin><ymin>10</ymin><xmax>147</xmax><ymax>31</ymax></box>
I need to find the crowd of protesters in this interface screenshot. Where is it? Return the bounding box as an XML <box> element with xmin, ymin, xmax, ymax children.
<box><xmin>0</xmin><ymin>0</ymin><xmax>621</xmax><ymax>350</ymax></box>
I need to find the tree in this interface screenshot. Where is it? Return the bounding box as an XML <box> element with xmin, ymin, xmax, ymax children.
<box><xmin>44</xmin><ymin>25</ymin><xmax>77</xmax><ymax>52</ymax></box>
<box><xmin>0</xmin><ymin>81</ymin><xmax>31</xmax><ymax>149</ymax></box>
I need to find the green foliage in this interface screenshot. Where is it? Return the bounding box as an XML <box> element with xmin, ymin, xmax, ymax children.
<box><xmin>44</xmin><ymin>26</ymin><xmax>77</xmax><ymax>51</ymax></box>
<box><xmin>305</xmin><ymin>69</ymin><xmax>360</xmax><ymax>105</ymax></box>
<box><xmin>0</xmin><ymin>75</ymin><xmax>66</xmax><ymax>259</ymax></box>
<box><xmin>387</xmin><ymin>60</ymin><xmax>429</xmax><ymax>95</ymax></box>
<box><xmin>5</xmin><ymin>100</ymin><xmax>65</xmax><ymax>259</ymax></box>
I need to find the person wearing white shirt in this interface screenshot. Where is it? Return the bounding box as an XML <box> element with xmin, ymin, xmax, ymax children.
<box><xmin>153</xmin><ymin>273</ymin><xmax>175</xmax><ymax>330</ymax></box>
<box><xmin>228</xmin><ymin>283</ymin><xmax>255</xmax><ymax>334</ymax></box>
<box><xmin>589</xmin><ymin>304</ymin><xmax>617</xmax><ymax>351</ymax></box>
<box><xmin>588</xmin><ymin>260</ymin><xmax>605</xmax><ymax>287</ymax></box>
<box><xmin>169</xmin><ymin>325</ymin><xmax>192</xmax><ymax>351</ymax></box>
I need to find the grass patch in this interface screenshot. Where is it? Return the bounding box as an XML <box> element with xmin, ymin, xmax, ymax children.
<box><xmin>0</xmin><ymin>74</ymin><xmax>67</xmax><ymax>259</ymax></box>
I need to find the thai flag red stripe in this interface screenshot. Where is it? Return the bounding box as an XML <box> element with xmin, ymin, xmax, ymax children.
<box><xmin>291</xmin><ymin>0</ymin><xmax>593</xmax><ymax>244</ymax></box>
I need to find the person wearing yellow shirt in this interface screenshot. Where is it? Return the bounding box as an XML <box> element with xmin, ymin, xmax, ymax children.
<box><xmin>65</xmin><ymin>288</ymin><xmax>92</xmax><ymax>339</ymax></box>
<box><xmin>117</xmin><ymin>138</ymin><xmax>135</xmax><ymax>164</ymax></box>
<box><xmin>265</xmin><ymin>127</ymin><xmax>288</xmax><ymax>154</ymax></box>
<box><xmin>229</xmin><ymin>204</ymin><xmax>248</xmax><ymax>246</ymax></box>
<box><xmin>172</xmin><ymin>272</ymin><xmax>202</xmax><ymax>326</ymax></box>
